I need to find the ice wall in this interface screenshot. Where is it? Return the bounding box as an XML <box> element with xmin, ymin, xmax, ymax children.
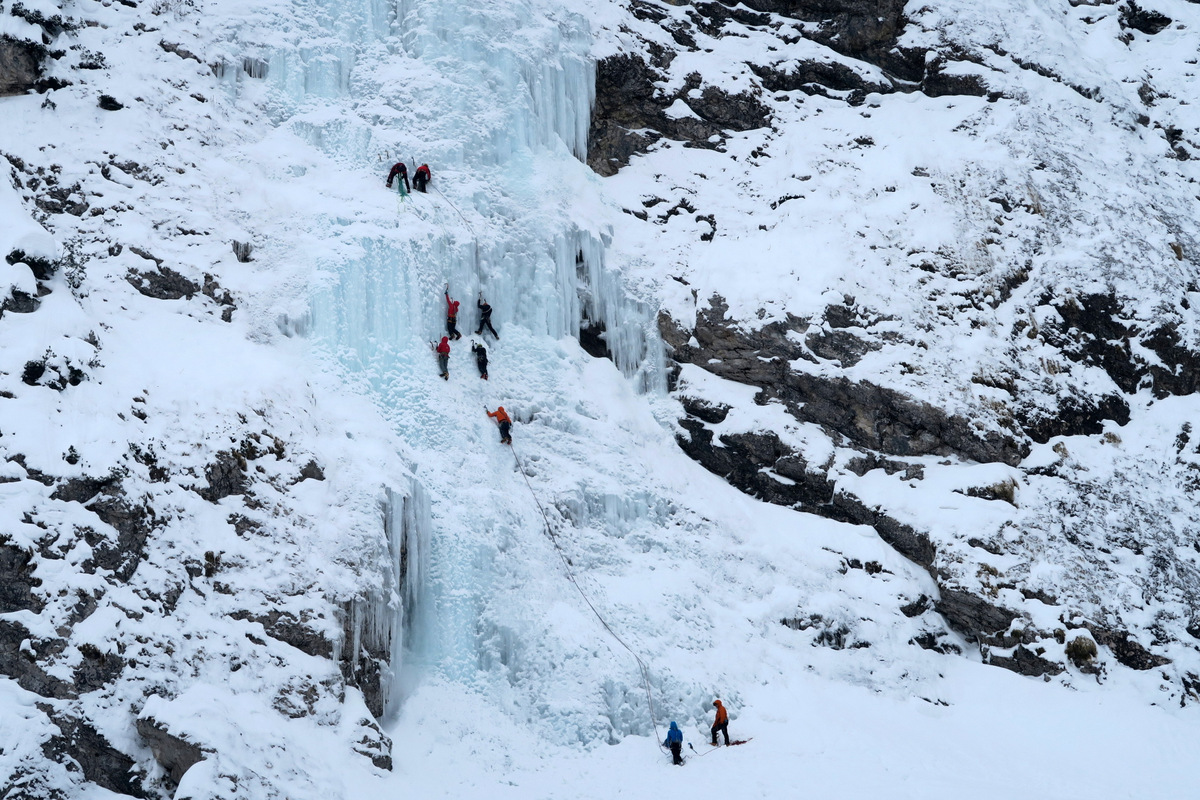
<box><xmin>219</xmin><ymin>0</ymin><xmax>669</xmax><ymax>736</ymax></box>
<box><xmin>335</xmin><ymin>480</ymin><xmax>430</xmax><ymax>720</ymax></box>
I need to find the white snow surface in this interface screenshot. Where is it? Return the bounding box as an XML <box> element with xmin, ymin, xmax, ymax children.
<box><xmin>1</xmin><ymin>0</ymin><xmax>1199</xmax><ymax>798</ymax></box>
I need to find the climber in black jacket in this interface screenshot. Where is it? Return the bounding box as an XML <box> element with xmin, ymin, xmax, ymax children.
<box><xmin>386</xmin><ymin>161</ymin><xmax>410</xmax><ymax>194</ymax></box>
<box><xmin>471</xmin><ymin>341</ymin><xmax>489</xmax><ymax>380</ymax></box>
<box><xmin>476</xmin><ymin>294</ymin><xmax>499</xmax><ymax>339</ymax></box>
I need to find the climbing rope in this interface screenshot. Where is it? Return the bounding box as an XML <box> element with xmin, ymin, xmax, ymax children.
<box><xmin>432</xmin><ymin>183</ymin><xmax>477</xmax><ymax>239</ymax></box>
<box><xmin>509</xmin><ymin>442</ymin><xmax>669</xmax><ymax>754</ymax></box>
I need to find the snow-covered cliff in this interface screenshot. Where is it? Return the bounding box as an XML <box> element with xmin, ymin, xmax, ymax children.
<box><xmin>588</xmin><ymin>0</ymin><xmax>1200</xmax><ymax>688</ymax></box>
<box><xmin>3</xmin><ymin>0</ymin><xmax>1199</xmax><ymax>798</ymax></box>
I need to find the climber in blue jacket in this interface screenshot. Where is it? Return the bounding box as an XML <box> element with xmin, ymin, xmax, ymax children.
<box><xmin>663</xmin><ymin>721</ymin><xmax>684</xmax><ymax>765</ymax></box>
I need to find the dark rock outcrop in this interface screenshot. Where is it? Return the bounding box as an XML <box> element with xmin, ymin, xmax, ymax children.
<box><xmin>45</xmin><ymin>713</ymin><xmax>145</xmax><ymax>798</ymax></box>
<box><xmin>351</xmin><ymin>716</ymin><xmax>393</xmax><ymax>771</ymax></box>
<box><xmin>987</xmin><ymin>645</ymin><xmax>1065</xmax><ymax>677</ymax></box>
<box><xmin>935</xmin><ymin>588</ymin><xmax>1018</xmax><ymax>641</ymax></box>
<box><xmin>588</xmin><ymin>54</ymin><xmax>769</xmax><ymax>176</ymax></box>
<box><xmin>126</xmin><ymin>266</ymin><xmax>201</xmax><ymax>300</ymax></box>
<box><xmin>750</xmin><ymin>58</ymin><xmax>892</xmax><ymax>104</ymax></box>
<box><xmin>337</xmin><ymin>600</ymin><xmax>392</xmax><ymax>719</ymax></box>
<box><xmin>1019</xmin><ymin>393</ymin><xmax>1131</xmax><ymax>444</ymax></box>
<box><xmin>831</xmin><ymin>492</ymin><xmax>936</xmax><ymax>569</ymax></box>
<box><xmin>676</xmin><ymin>408</ymin><xmax>838</xmax><ymax>509</ymax></box>
<box><xmin>73</xmin><ymin>644</ymin><xmax>125</xmax><ymax>693</ymax></box>
<box><xmin>199</xmin><ymin>451</ymin><xmax>249</xmax><ymax>502</ymax></box>
<box><xmin>0</xmin><ymin>621</ymin><xmax>73</xmax><ymax>698</ymax></box>
<box><xmin>1088</xmin><ymin>626</ymin><xmax>1171</xmax><ymax>670</ymax></box>
<box><xmin>230</xmin><ymin>609</ymin><xmax>333</xmax><ymax>658</ymax></box>
<box><xmin>137</xmin><ymin>716</ymin><xmax>205</xmax><ymax>788</ymax></box>
<box><xmin>588</xmin><ymin>54</ymin><xmax>664</xmax><ymax>176</ymax></box>
<box><xmin>1119</xmin><ymin>2</ymin><xmax>1171</xmax><ymax>35</ymax></box>
<box><xmin>0</xmin><ymin>35</ymin><xmax>44</xmax><ymax>96</ymax></box>
<box><xmin>663</xmin><ymin>298</ymin><xmax>1028</xmax><ymax>465</ymax></box>
<box><xmin>0</xmin><ymin>537</ymin><xmax>44</xmax><ymax>613</ymax></box>
<box><xmin>82</xmin><ymin>487</ymin><xmax>156</xmax><ymax>581</ymax></box>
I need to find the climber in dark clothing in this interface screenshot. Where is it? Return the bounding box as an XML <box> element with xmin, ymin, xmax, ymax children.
<box><xmin>663</xmin><ymin>721</ymin><xmax>684</xmax><ymax>765</ymax></box>
<box><xmin>471</xmin><ymin>341</ymin><xmax>489</xmax><ymax>380</ymax></box>
<box><xmin>476</xmin><ymin>294</ymin><xmax>498</xmax><ymax>339</ymax></box>
<box><xmin>385</xmin><ymin>162</ymin><xmax>410</xmax><ymax>194</ymax></box>
<box><xmin>413</xmin><ymin>164</ymin><xmax>431</xmax><ymax>193</ymax></box>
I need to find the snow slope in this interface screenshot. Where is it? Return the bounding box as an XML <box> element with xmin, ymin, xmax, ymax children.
<box><xmin>2</xmin><ymin>0</ymin><xmax>1199</xmax><ymax>798</ymax></box>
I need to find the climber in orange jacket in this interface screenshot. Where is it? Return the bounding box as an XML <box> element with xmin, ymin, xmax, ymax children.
<box><xmin>711</xmin><ymin>699</ymin><xmax>730</xmax><ymax>746</ymax></box>
<box><xmin>487</xmin><ymin>406</ymin><xmax>512</xmax><ymax>444</ymax></box>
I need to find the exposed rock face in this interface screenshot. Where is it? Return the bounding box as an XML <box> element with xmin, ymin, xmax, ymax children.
<box><xmin>338</xmin><ymin>600</ymin><xmax>391</xmax><ymax>720</ymax></box>
<box><xmin>0</xmin><ymin>620</ymin><xmax>74</xmax><ymax>699</ymax></box>
<box><xmin>200</xmin><ymin>451</ymin><xmax>250</xmax><ymax>501</ymax></box>
<box><xmin>663</xmin><ymin>298</ymin><xmax>1028</xmax><ymax>466</ymax></box>
<box><xmin>586</xmin><ymin>0</ymin><xmax>1010</xmax><ymax>172</ymax></box>
<box><xmin>1119</xmin><ymin>2</ymin><xmax>1171</xmax><ymax>36</ymax></box>
<box><xmin>230</xmin><ymin>609</ymin><xmax>333</xmax><ymax>658</ymax></box>
<box><xmin>987</xmin><ymin>645</ymin><xmax>1065</xmax><ymax>678</ymax></box>
<box><xmin>136</xmin><ymin>717</ymin><xmax>205</xmax><ymax>788</ymax></box>
<box><xmin>0</xmin><ymin>537</ymin><xmax>43</xmax><ymax>613</ymax></box>
<box><xmin>126</xmin><ymin>266</ymin><xmax>200</xmax><ymax>300</ymax></box>
<box><xmin>1089</xmin><ymin>627</ymin><xmax>1172</xmax><ymax>671</ymax></box>
<box><xmin>615</xmin><ymin>0</ymin><xmax>1200</xmax><ymax>686</ymax></box>
<box><xmin>739</xmin><ymin>0</ymin><xmax>910</xmax><ymax>67</ymax></box>
<box><xmin>0</xmin><ymin>35</ymin><xmax>44</xmax><ymax>96</ymax></box>
<box><xmin>46</xmin><ymin>713</ymin><xmax>146</xmax><ymax>798</ymax></box>
<box><xmin>935</xmin><ymin>589</ymin><xmax>1018</xmax><ymax>641</ymax></box>
<box><xmin>588</xmin><ymin>53</ymin><xmax>770</xmax><ymax>176</ymax></box>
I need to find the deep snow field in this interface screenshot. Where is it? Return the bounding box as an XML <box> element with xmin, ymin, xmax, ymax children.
<box><xmin>3</xmin><ymin>0</ymin><xmax>1200</xmax><ymax>798</ymax></box>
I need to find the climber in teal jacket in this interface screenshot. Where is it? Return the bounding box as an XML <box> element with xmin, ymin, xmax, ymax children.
<box><xmin>663</xmin><ymin>721</ymin><xmax>684</xmax><ymax>765</ymax></box>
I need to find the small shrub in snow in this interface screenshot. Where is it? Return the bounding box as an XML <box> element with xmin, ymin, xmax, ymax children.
<box><xmin>1066</xmin><ymin>636</ymin><xmax>1098</xmax><ymax>666</ymax></box>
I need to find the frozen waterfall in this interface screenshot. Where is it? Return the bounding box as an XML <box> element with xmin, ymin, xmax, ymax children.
<box><xmin>218</xmin><ymin>0</ymin><xmax>670</xmax><ymax>736</ymax></box>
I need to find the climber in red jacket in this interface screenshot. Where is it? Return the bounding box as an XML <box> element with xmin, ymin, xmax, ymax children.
<box><xmin>433</xmin><ymin>336</ymin><xmax>450</xmax><ymax>380</ymax></box>
<box><xmin>385</xmin><ymin>161</ymin><xmax>410</xmax><ymax>194</ymax></box>
<box><xmin>413</xmin><ymin>164</ymin><xmax>431</xmax><ymax>193</ymax></box>
<box><xmin>444</xmin><ymin>285</ymin><xmax>462</xmax><ymax>340</ymax></box>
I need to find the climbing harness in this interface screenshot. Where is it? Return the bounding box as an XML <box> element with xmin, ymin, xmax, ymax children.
<box><xmin>509</xmin><ymin>442</ymin><xmax>670</xmax><ymax>754</ymax></box>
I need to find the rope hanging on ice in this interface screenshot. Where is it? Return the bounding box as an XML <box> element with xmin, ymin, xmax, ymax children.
<box><xmin>510</xmin><ymin>444</ymin><xmax>669</xmax><ymax>753</ymax></box>
<box><xmin>432</xmin><ymin>182</ymin><xmax>477</xmax><ymax>239</ymax></box>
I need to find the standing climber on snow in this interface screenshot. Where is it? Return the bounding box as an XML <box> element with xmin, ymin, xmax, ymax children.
<box><xmin>471</xmin><ymin>341</ymin><xmax>489</xmax><ymax>380</ymax></box>
<box><xmin>413</xmin><ymin>163</ymin><xmax>431</xmax><ymax>193</ymax></box>
<box><xmin>444</xmin><ymin>284</ymin><xmax>462</xmax><ymax>340</ymax></box>
<box><xmin>476</xmin><ymin>293</ymin><xmax>499</xmax><ymax>339</ymax></box>
<box><xmin>663</xmin><ymin>721</ymin><xmax>684</xmax><ymax>765</ymax></box>
<box><xmin>486</xmin><ymin>406</ymin><xmax>512</xmax><ymax>444</ymax></box>
<box><xmin>711</xmin><ymin>699</ymin><xmax>730</xmax><ymax>746</ymax></box>
<box><xmin>385</xmin><ymin>161</ymin><xmax>410</xmax><ymax>194</ymax></box>
<box><xmin>433</xmin><ymin>336</ymin><xmax>450</xmax><ymax>380</ymax></box>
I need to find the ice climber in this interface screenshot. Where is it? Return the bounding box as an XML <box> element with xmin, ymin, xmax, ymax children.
<box><xmin>444</xmin><ymin>286</ymin><xmax>463</xmax><ymax>340</ymax></box>
<box><xmin>663</xmin><ymin>721</ymin><xmax>684</xmax><ymax>765</ymax></box>
<box><xmin>385</xmin><ymin>161</ymin><xmax>410</xmax><ymax>194</ymax></box>
<box><xmin>434</xmin><ymin>336</ymin><xmax>450</xmax><ymax>380</ymax></box>
<box><xmin>413</xmin><ymin>163</ymin><xmax>431</xmax><ymax>193</ymax></box>
<box><xmin>711</xmin><ymin>699</ymin><xmax>730</xmax><ymax>746</ymax></box>
<box><xmin>471</xmin><ymin>341</ymin><xmax>489</xmax><ymax>380</ymax></box>
<box><xmin>476</xmin><ymin>293</ymin><xmax>499</xmax><ymax>339</ymax></box>
<box><xmin>487</xmin><ymin>405</ymin><xmax>512</xmax><ymax>444</ymax></box>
